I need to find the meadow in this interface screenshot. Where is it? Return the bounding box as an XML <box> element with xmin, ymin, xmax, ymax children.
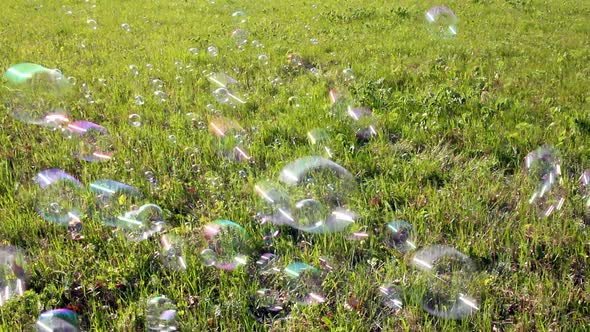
<box><xmin>0</xmin><ymin>0</ymin><xmax>589</xmax><ymax>330</ymax></box>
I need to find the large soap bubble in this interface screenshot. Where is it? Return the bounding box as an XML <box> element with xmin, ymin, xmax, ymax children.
<box><xmin>209</xmin><ymin>117</ymin><xmax>251</xmax><ymax>162</ymax></box>
<box><xmin>524</xmin><ymin>145</ymin><xmax>565</xmax><ymax>217</ymax></box>
<box><xmin>89</xmin><ymin>179</ymin><xmax>142</xmax><ymax>226</ymax></box>
<box><xmin>64</xmin><ymin>120</ymin><xmax>113</xmax><ymax>162</ymax></box>
<box><xmin>2</xmin><ymin>63</ymin><xmax>72</xmax><ymax>127</ymax></box>
<box><xmin>146</xmin><ymin>296</ymin><xmax>177</xmax><ymax>331</ymax></box>
<box><xmin>34</xmin><ymin>309</ymin><xmax>80</xmax><ymax>331</ymax></box>
<box><xmin>33</xmin><ymin>169</ymin><xmax>84</xmax><ymax>227</ymax></box>
<box><xmin>284</xmin><ymin>262</ymin><xmax>325</xmax><ymax>304</ymax></box>
<box><xmin>0</xmin><ymin>246</ymin><xmax>26</xmax><ymax>306</ymax></box>
<box><xmin>425</xmin><ymin>6</ymin><xmax>458</xmax><ymax>38</ymax></box>
<box><xmin>412</xmin><ymin>245</ymin><xmax>480</xmax><ymax>319</ymax></box>
<box><xmin>200</xmin><ymin>219</ymin><xmax>250</xmax><ymax>271</ymax></box>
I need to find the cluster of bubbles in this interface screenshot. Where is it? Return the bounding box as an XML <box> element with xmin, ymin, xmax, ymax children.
<box><xmin>2</xmin><ymin>4</ymin><xmax>587</xmax><ymax>330</ymax></box>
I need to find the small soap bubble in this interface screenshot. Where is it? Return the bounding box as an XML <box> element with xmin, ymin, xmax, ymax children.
<box><xmin>160</xmin><ymin>233</ymin><xmax>187</xmax><ymax>271</ymax></box>
<box><xmin>0</xmin><ymin>246</ymin><xmax>27</xmax><ymax>306</ymax></box>
<box><xmin>146</xmin><ymin>296</ymin><xmax>178</xmax><ymax>331</ymax></box>
<box><xmin>129</xmin><ymin>64</ymin><xmax>140</xmax><ymax>76</ymax></box>
<box><xmin>86</xmin><ymin>19</ymin><xmax>98</xmax><ymax>30</ymax></box>
<box><xmin>150</xmin><ymin>79</ymin><xmax>164</xmax><ymax>90</ymax></box>
<box><xmin>33</xmin><ymin>169</ymin><xmax>84</xmax><ymax>227</ymax></box>
<box><xmin>145</xmin><ymin>63</ymin><xmax>154</xmax><ymax>71</ymax></box>
<box><xmin>258</xmin><ymin>54</ymin><xmax>269</xmax><ymax>66</ymax></box>
<box><xmin>379</xmin><ymin>284</ymin><xmax>403</xmax><ymax>313</ymax></box>
<box><xmin>231</xmin><ymin>10</ymin><xmax>247</xmax><ymax>24</ymax></box>
<box><xmin>342</xmin><ymin>68</ymin><xmax>355</xmax><ymax>81</ymax></box>
<box><xmin>251</xmin><ymin>40</ymin><xmax>264</xmax><ymax>48</ymax></box>
<box><xmin>524</xmin><ymin>145</ymin><xmax>565</xmax><ymax>217</ymax></box>
<box><xmin>309</xmin><ymin>38</ymin><xmax>319</xmax><ymax>45</ymax></box>
<box><xmin>213</xmin><ymin>88</ymin><xmax>230</xmax><ymax>104</ymax></box>
<box><xmin>129</xmin><ymin>114</ymin><xmax>142</xmax><ymax>127</ymax></box>
<box><xmin>168</xmin><ymin>135</ymin><xmax>177</xmax><ymax>144</ymax></box>
<box><xmin>384</xmin><ymin>220</ymin><xmax>416</xmax><ymax>252</ymax></box>
<box><xmin>231</xmin><ymin>28</ymin><xmax>249</xmax><ymax>47</ymax></box>
<box><xmin>188</xmin><ymin>47</ymin><xmax>199</xmax><ymax>56</ymax></box>
<box><xmin>121</xmin><ymin>23</ymin><xmax>131</xmax><ymax>32</ymax></box>
<box><xmin>134</xmin><ymin>95</ymin><xmax>145</xmax><ymax>106</ymax></box>
<box><xmin>154</xmin><ymin>90</ymin><xmax>167</xmax><ymax>103</ymax></box>
<box><xmin>207</xmin><ymin>45</ymin><xmax>219</xmax><ymax>57</ymax></box>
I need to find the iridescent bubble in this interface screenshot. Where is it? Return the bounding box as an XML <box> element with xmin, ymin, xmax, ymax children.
<box><xmin>34</xmin><ymin>309</ymin><xmax>80</xmax><ymax>332</ymax></box>
<box><xmin>129</xmin><ymin>114</ymin><xmax>142</xmax><ymax>127</ymax></box>
<box><xmin>384</xmin><ymin>221</ymin><xmax>416</xmax><ymax>252</ymax></box>
<box><xmin>231</xmin><ymin>10</ymin><xmax>247</xmax><ymax>24</ymax></box>
<box><xmin>154</xmin><ymin>90</ymin><xmax>167</xmax><ymax>103</ymax></box>
<box><xmin>146</xmin><ymin>296</ymin><xmax>177</xmax><ymax>331</ymax></box>
<box><xmin>284</xmin><ymin>262</ymin><xmax>325</xmax><ymax>304</ymax></box>
<box><xmin>347</xmin><ymin>106</ymin><xmax>378</xmax><ymax>140</ymax></box>
<box><xmin>231</xmin><ymin>28</ymin><xmax>249</xmax><ymax>47</ymax></box>
<box><xmin>207</xmin><ymin>45</ymin><xmax>219</xmax><ymax>57</ymax></box>
<box><xmin>134</xmin><ymin>95</ymin><xmax>145</xmax><ymax>106</ymax></box>
<box><xmin>524</xmin><ymin>145</ymin><xmax>565</xmax><ymax>217</ymax></box>
<box><xmin>258</xmin><ymin>54</ymin><xmax>269</xmax><ymax>66</ymax></box>
<box><xmin>65</xmin><ymin>120</ymin><xmax>113</xmax><ymax>162</ymax></box>
<box><xmin>213</xmin><ymin>87</ymin><xmax>230</xmax><ymax>104</ymax></box>
<box><xmin>270</xmin><ymin>156</ymin><xmax>356</xmax><ymax>233</ymax></box>
<box><xmin>254</xmin><ymin>181</ymin><xmax>290</xmax><ymax>211</ymax></box>
<box><xmin>342</xmin><ymin>68</ymin><xmax>355</xmax><ymax>81</ymax></box>
<box><xmin>0</xmin><ymin>246</ymin><xmax>26</xmax><ymax>306</ymax></box>
<box><xmin>86</xmin><ymin>19</ymin><xmax>98</xmax><ymax>30</ymax></box>
<box><xmin>2</xmin><ymin>63</ymin><xmax>72</xmax><ymax>126</ymax></box>
<box><xmin>425</xmin><ymin>6</ymin><xmax>458</xmax><ymax>38</ymax></box>
<box><xmin>208</xmin><ymin>117</ymin><xmax>251</xmax><ymax>162</ymax></box>
<box><xmin>117</xmin><ymin>204</ymin><xmax>167</xmax><ymax>242</ymax></box>
<box><xmin>121</xmin><ymin>23</ymin><xmax>131</xmax><ymax>32</ymax></box>
<box><xmin>33</xmin><ymin>169</ymin><xmax>84</xmax><ymax>227</ymax></box>
<box><xmin>160</xmin><ymin>233</ymin><xmax>187</xmax><ymax>271</ymax></box>
<box><xmin>306</xmin><ymin>128</ymin><xmax>334</xmax><ymax>158</ymax></box>
<box><xmin>378</xmin><ymin>284</ymin><xmax>403</xmax><ymax>313</ymax></box>
<box><xmin>188</xmin><ymin>47</ymin><xmax>199</xmax><ymax>56</ymax></box>
<box><xmin>200</xmin><ymin>219</ymin><xmax>249</xmax><ymax>271</ymax></box>
<box><xmin>89</xmin><ymin>179</ymin><xmax>142</xmax><ymax>227</ymax></box>
<box><xmin>412</xmin><ymin>245</ymin><xmax>480</xmax><ymax>319</ymax></box>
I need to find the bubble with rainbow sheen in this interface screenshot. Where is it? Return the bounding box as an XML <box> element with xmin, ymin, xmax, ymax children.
<box><xmin>209</xmin><ymin>117</ymin><xmax>251</xmax><ymax>162</ymax></box>
<box><xmin>64</xmin><ymin>120</ymin><xmax>113</xmax><ymax>162</ymax></box>
<box><xmin>88</xmin><ymin>179</ymin><xmax>142</xmax><ymax>227</ymax></box>
<box><xmin>146</xmin><ymin>296</ymin><xmax>177</xmax><ymax>331</ymax></box>
<box><xmin>284</xmin><ymin>262</ymin><xmax>325</xmax><ymax>304</ymax></box>
<box><xmin>0</xmin><ymin>245</ymin><xmax>27</xmax><ymax>306</ymax></box>
<box><xmin>33</xmin><ymin>169</ymin><xmax>84</xmax><ymax>227</ymax></box>
<box><xmin>34</xmin><ymin>308</ymin><xmax>80</xmax><ymax>331</ymax></box>
<box><xmin>200</xmin><ymin>219</ymin><xmax>249</xmax><ymax>271</ymax></box>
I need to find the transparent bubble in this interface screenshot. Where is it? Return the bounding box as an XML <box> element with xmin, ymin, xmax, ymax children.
<box><xmin>33</xmin><ymin>169</ymin><xmax>84</xmax><ymax>227</ymax></box>
<box><xmin>284</xmin><ymin>262</ymin><xmax>325</xmax><ymax>304</ymax></box>
<box><xmin>251</xmin><ymin>40</ymin><xmax>264</xmax><ymax>48</ymax></box>
<box><xmin>254</xmin><ymin>288</ymin><xmax>285</xmax><ymax>313</ymax></box>
<box><xmin>150</xmin><ymin>79</ymin><xmax>164</xmax><ymax>90</ymax></box>
<box><xmin>200</xmin><ymin>219</ymin><xmax>249</xmax><ymax>271</ymax></box>
<box><xmin>86</xmin><ymin>19</ymin><xmax>98</xmax><ymax>30</ymax></box>
<box><xmin>213</xmin><ymin>87</ymin><xmax>230</xmax><ymax>104</ymax></box>
<box><xmin>145</xmin><ymin>63</ymin><xmax>154</xmax><ymax>71</ymax></box>
<box><xmin>144</xmin><ymin>171</ymin><xmax>158</xmax><ymax>186</ymax></box>
<box><xmin>306</xmin><ymin>128</ymin><xmax>334</xmax><ymax>159</ymax></box>
<box><xmin>266</xmin><ymin>156</ymin><xmax>356</xmax><ymax>233</ymax></box>
<box><xmin>154</xmin><ymin>90</ymin><xmax>167</xmax><ymax>103</ymax></box>
<box><xmin>231</xmin><ymin>29</ymin><xmax>249</xmax><ymax>47</ymax></box>
<box><xmin>254</xmin><ymin>181</ymin><xmax>290</xmax><ymax>211</ymax></box>
<box><xmin>146</xmin><ymin>296</ymin><xmax>177</xmax><ymax>331</ymax></box>
<box><xmin>34</xmin><ymin>309</ymin><xmax>80</xmax><ymax>332</ymax></box>
<box><xmin>89</xmin><ymin>179</ymin><xmax>142</xmax><ymax>227</ymax></box>
<box><xmin>62</xmin><ymin>5</ymin><xmax>73</xmax><ymax>15</ymax></box>
<box><xmin>2</xmin><ymin>63</ymin><xmax>72</xmax><ymax>126</ymax></box>
<box><xmin>342</xmin><ymin>68</ymin><xmax>355</xmax><ymax>81</ymax></box>
<box><xmin>134</xmin><ymin>95</ymin><xmax>145</xmax><ymax>106</ymax></box>
<box><xmin>309</xmin><ymin>38</ymin><xmax>319</xmax><ymax>45</ymax></box>
<box><xmin>207</xmin><ymin>45</ymin><xmax>219</xmax><ymax>57</ymax></box>
<box><xmin>524</xmin><ymin>145</ymin><xmax>565</xmax><ymax>217</ymax></box>
<box><xmin>128</xmin><ymin>64</ymin><xmax>140</xmax><ymax>76</ymax></box>
<box><xmin>347</xmin><ymin>106</ymin><xmax>378</xmax><ymax>140</ymax></box>
<box><xmin>287</xmin><ymin>96</ymin><xmax>300</xmax><ymax>108</ymax></box>
<box><xmin>384</xmin><ymin>221</ymin><xmax>416</xmax><ymax>252</ymax></box>
<box><xmin>175</xmin><ymin>75</ymin><xmax>184</xmax><ymax>85</ymax></box>
<box><xmin>188</xmin><ymin>47</ymin><xmax>199</xmax><ymax>56</ymax></box>
<box><xmin>412</xmin><ymin>245</ymin><xmax>479</xmax><ymax>319</ymax></box>
<box><xmin>256</xmin><ymin>253</ymin><xmax>282</xmax><ymax>275</ymax></box>
<box><xmin>168</xmin><ymin>135</ymin><xmax>177</xmax><ymax>144</ymax></box>
<box><xmin>121</xmin><ymin>23</ymin><xmax>131</xmax><ymax>32</ymax></box>
<box><xmin>117</xmin><ymin>203</ymin><xmax>167</xmax><ymax>242</ymax></box>
<box><xmin>208</xmin><ymin>117</ymin><xmax>251</xmax><ymax>162</ymax></box>
<box><xmin>129</xmin><ymin>114</ymin><xmax>142</xmax><ymax>127</ymax></box>
<box><xmin>160</xmin><ymin>233</ymin><xmax>187</xmax><ymax>271</ymax></box>
<box><xmin>231</xmin><ymin>10</ymin><xmax>247</xmax><ymax>24</ymax></box>
<box><xmin>65</xmin><ymin>120</ymin><xmax>113</xmax><ymax>162</ymax></box>
<box><xmin>0</xmin><ymin>246</ymin><xmax>26</xmax><ymax>306</ymax></box>
<box><xmin>378</xmin><ymin>284</ymin><xmax>403</xmax><ymax>313</ymax></box>
<box><xmin>258</xmin><ymin>54</ymin><xmax>269</xmax><ymax>66</ymax></box>
<box><xmin>425</xmin><ymin>6</ymin><xmax>458</xmax><ymax>38</ymax></box>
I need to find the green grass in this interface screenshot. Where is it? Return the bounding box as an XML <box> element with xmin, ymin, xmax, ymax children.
<box><xmin>1</xmin><ymin>0</ymin><xmax>589</xmax><ymax>330</ymax></box>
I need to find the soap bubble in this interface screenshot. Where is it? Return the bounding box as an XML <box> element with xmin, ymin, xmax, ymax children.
<box><xmin>86</xmin><ymin>19</ymin><xmax>98</xmax><ymax>30</ymax></box>
<box><xmin>309</xmin><ymin>38</ymin><xmax>319</xmax><ymax>45</ymax></box>
<box><xmin>146</xmin><ymin>296</ymin><xmax>177</xmax><ymax>331</ymax></box>
<box><xmin>150</xmin><ymin>79</ymin><xmax>164</xmax><ymax>90</ymax></box>
<box><xmin>524</xmin><ymin>145</ymin><xmax>565</xmax><ymax>217</ymax></box>
<box><xmin>134</xmin><ymin>95</ymin><xmax>145</xmax><ymax>106</ymax></box>
<box><xmin>580</xmin><ymin>170</ymin><xmax>590</xmax><ymax>210</ymax></box>
<box><xmin>65</xmin><ymin>120</ymin><xmax>113</xmax><ymax>162</ymax></box>
<box><xmin>116</xmin><ymin>204</ymin><xmax>167</xmax><ymax>242</ymax></box>
<box><xmin>200</xmin><ymin>219</ymin><xmax>249</xmax><ymax>271</ymax></box>
<box><xmin>284</xmin><ymin>262</ymin><xmax>325</xmax><ymax>304</ymax></box>
<box><xmin>0</xmin><ymin>246</ymin><xmax>26</xmax><ymax>306</ymax></box>
<box><xmin>384</xmin><ymin>221</ymin><xmax>416</xmax><ymax>252</ymax></box>
<box><xmin>34</xmin><ymin>309</ymin><xmax>80</xmax><ymax>331</ymax></box>
<box><xmin>209</xmin><ymin>117</ymin><xmax>251</xmax><ymax>162</ymax></box>
<box><xmin>231</xmin><ymin>29</ymin><xmax>249</xmax><ymax>47</ymax></box>
<box><xmin>258</xmin><ymin>54</ymin><xmax>269</xmax><ymax>66</ymax></box>
<box><xmin>306</xmin><ymin>128</ymin><xmax>334</xmax><ymax>158</ymax></box>
<box><xmin>347</xmin><ymin>106</ymin><xmax>378</xmax><ymax>140</ymax></box>
<box><xmin>213</xmin><ymin>88</ymin><xmax>230</xmax><ymax>104</ymax></box>
<box><xmin>207</xmin><ymin>45</ymin><xmax>219</xmax><ymax>57</ymax></box>
<box><xmin>206</xmin><ymin>72</ymin><xmax>239</xmax><ymax>89</ymax></box>
<box><xmin>154</xmin><ymin>90</ymin><xmax>167</xmax><ymax>103</ymax></box>
<box><xmin>342</xmin><ymin>68</ymin><xmax>355</xmax><ymax>81</ymax></box>
<box><xmin>128</xmin><ymin>65</ymin><xmax>140</xmax><ymax>76</ymax></box>
<box><xmin>412</xmin><ymin>245</ymin><xmax>480</xmax><ymax>319</ymax></box>
<box><xmin>160</xmin><ymin>233</ymin><xmax>187</xmax><ymax>271</ymax></box>
<box><xmin>33</xmin><ymin>169</ymin><xmax>84</xmax><ymax>227</ymax></box>
<box><xmin>89</xmin><ymin>179</ymin><xmax>142</xmax><ymax>227</ymax></box>
<box><xmin>128</xmin><ymin>114</ymin><xmax>142</xmax><ymax>127</ymax></box>
<box><xmin>271</xmin><ymin>156</ymin><xmax>357</xmax><ymax>233</ymax></box>
<box><xmin>2</xmin><ymin>63</ymin><xmax>72</xmax><ymax>126</ymax></box>
<box><xmin>425</xmin><ymin>6</ymin><xmax>458</xmax><ymax>38</ymax></box>
<box><xmin>378</xmin><ymin>284</ymin><xmax>403</xmax><ymax>313</ymax></box>
<box><xmin>121</xmin><ymin>23</ymin><xmax>131</xmax><ymax>32</ymax></box>
<box><xmin>188</xmin><ymin>47</ymin><xmax>199</xmax><ymax>56</ymax></box>
<box><xmin>231</xmin><ymin>10</ymin><xmax>247</xmax><ymax>24</ymax></box>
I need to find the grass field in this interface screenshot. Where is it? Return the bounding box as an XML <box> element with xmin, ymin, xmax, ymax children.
<box><xmin>1</xmin><ymin>0</ymin><xmax>589</xmax><ymax>330</ymax></box>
